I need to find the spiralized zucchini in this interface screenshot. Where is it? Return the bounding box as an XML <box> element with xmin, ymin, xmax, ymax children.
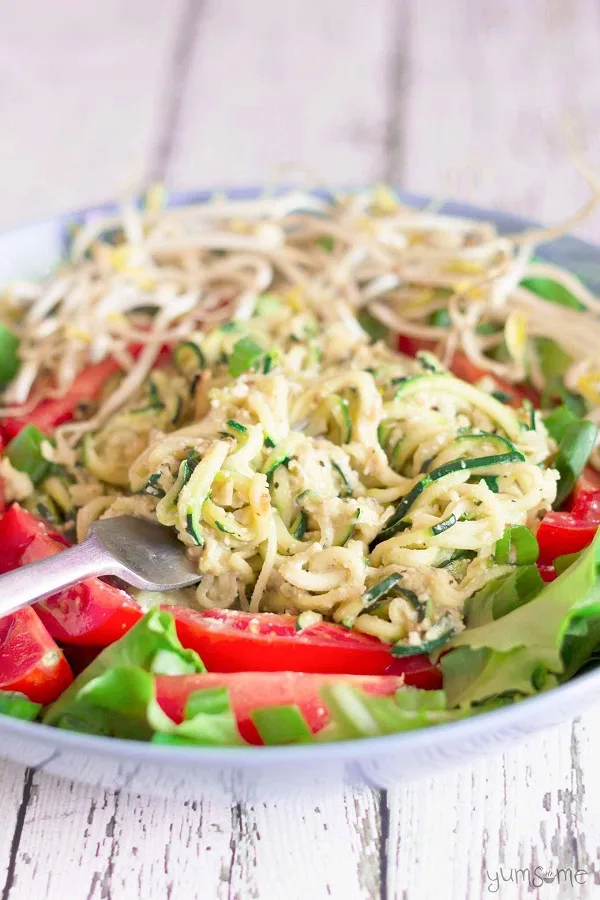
<box><xmin>36</xmin><ymin>286</ymin><xmax>558</xmax><ymax>649</ymax></box>
<box><xmin>3</xmin><ymin>186</ymin><xmax>580</xmax><ymax>651</ymax></box>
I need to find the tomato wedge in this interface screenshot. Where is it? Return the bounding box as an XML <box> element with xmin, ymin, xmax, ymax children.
<box><xmin>156</xmin><ymin>671</ymin><xmax>405</xmax><ymax>744</ymax></box>
<box><xmin>566</xmin><ymin>471</ymin><xmax>600</xmax><ymax>519</ymax></box>
<box><xmin>536</xmin><ymin>563</ymin><xmax>557</xmax><ymax>583</ymax></box>
<box><xmin>0</xmin><ymin>607</ymin><xmax>73</xmax><ymax>704</ymax></box>
<box><xmin>0</xmin><ymin>505</ymin><xmax>142</xmax><ymax>646</ymax></box>
<box><xmin>537</xmin><ymin>511</ymin><xmax>598</xmax><ymax>563</ymax></box>
<box><xmin>537</xmin><ymin>470</ymin><xmax>600</xmax><ymax>565</ymax></box>
<box><xmin>168</xmin><ymin>607</ymin><xmax>442</xmax><ymax>686</ymax></box>
<box><xmin>0</xmin><ymin>434</ymin><xmax>5</xmax><ymax>517</ymax></box>
<box><xmin>397</xmin><ymin>335</ymin><xmax>538</xmax><ymax>408</ymax></box>
<box><xmin>0</xmin><ymin>357</ymin><xmax>122</xmax><ymax>441</ymax></box>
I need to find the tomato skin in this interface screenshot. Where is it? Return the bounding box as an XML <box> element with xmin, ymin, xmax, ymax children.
<box><xmin>169</xmin><ymin>607</ymin><xmax>439</xmax><ymax>684</ymax></box>
<box><xmin>0</xmin><ymin>435</ymin><xmax>5</xmax><ymax>517</ymax></box>
<box><xmin>537</xmin><ymin>563</ymin><xmax>557</xmax><ymax>583</ymax></box>
<box><xmin>566</xmin><ymin>474</ymin><xmax>600</xmax><ymax>521</ymax></box>
<box><xmin>384</xmin><ymin>653</ymin><xmax>443</xmax><ymax>689</ymax></box>
<box><xmin>0</xmin><ymin>505</ymin><xmax>142</xmax><ymax>646</ymax></box>
<box><xmin>0</xmin><ymin>346</ymin><xmax>174</xmax><ymax>442</ymax></box>
<box><xmin>0</xmin><ymin>607</ymin><xmax>73</xmax><ymax>704</ymax></box>
<box><xmin>537</xmin><ymin>471</ymin><xmax>600</xmax><ymax>565</ymax></box>
<box><xmin>0</xmin><ymin>357</ymin><xmax>121</xmax><ymax>440</ymax></box>
<box><xmin>35</xmin><ymin>579</ymin><xmax>142</xmax><ymax>647</ymax></box>
<box><xmin>156</xmin><ymin>671</ymin><xmax>405</xmax><ymax>744</ymax></box>
<box><xmin>537</xmin><ymin>512</ymin><xmax>599</xmax><ymax>563</ymax></box>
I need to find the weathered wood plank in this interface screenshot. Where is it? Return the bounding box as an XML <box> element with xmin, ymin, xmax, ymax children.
<box><xmin>402</xmin><ymin>0</ymin><xmax>600</xmax><ymax>239</ymax></box>
<box><xmin>0</xmin><ymin>762</ymin><xmax>32</xmax><ymax>900</ymax></box>
<box><xmin>1</xmin><ymin>770</ymin><xmax>117</xmax><ymax>900</ymax></box>
<box><xmin>169</xmin><ymin>0</ymin><xmax>392</xmax><ymax>189</ymax></box>
<box><xmin>386</xmin><ymin>704</ymin><xmax>600</xmax><ymax>899</ymax></box>
<box><xmin>0</xmin><ymin>0</ymin><xmax>183</xmax><ymax>228</ymax></box>
<box><xmin>1</xmin><ymin>768</ymin><xmax>381</xmax><ymax>900</ymax></box>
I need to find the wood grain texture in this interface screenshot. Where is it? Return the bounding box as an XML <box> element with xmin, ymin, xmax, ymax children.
<box><xmin>1</xmin><ymin>1</ymin><xmax>600</xmax><ymax>898</ymax></box>
<box><xmin>387</xmin><ymin>708</ymin><xmax>600</xmax><ymax>899</ymax></box>
<box><xmin>403</xmin><ymin>0</ymin><xmax>600</xmax><ymax>240</ymax></box>
<box><xmin>169</xmin><ymin>0</ymin><xmax>393</xmax><ymax>188</ymax></box>
<box><xmin>0</xmin><ymin>0</ymin><xmax>183</xmax><ymax>229</ymax></box>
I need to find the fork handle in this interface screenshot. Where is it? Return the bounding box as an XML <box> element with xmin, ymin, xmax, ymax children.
<box><xmin>0</xmin><ymin>532</ymin><xmax>118</xmax><ymax>618</ymax></box>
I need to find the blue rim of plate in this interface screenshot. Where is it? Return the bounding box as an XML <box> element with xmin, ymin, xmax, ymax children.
<box><xmin>1</xmin><ymin>185</ymin><xmax>599</xmax><ymax>764</ymax></box>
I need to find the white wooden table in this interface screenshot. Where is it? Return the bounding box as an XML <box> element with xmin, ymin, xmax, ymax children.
<box><xmin>1</xmin><ymin>2</ymin><xmax>600</xmax><ymax>897</ymax></box>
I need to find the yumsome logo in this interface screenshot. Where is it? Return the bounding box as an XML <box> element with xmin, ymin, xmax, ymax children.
<box><xmin>485</xmin><ymin>866</ymin><xmax>589</xmax><ymax>892</ymax></box>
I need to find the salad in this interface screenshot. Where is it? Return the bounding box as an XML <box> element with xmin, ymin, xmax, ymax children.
<box><xmin>0</xmin><ymin>185</ymin><xmax>600</xmax><ymax>747</ymax></box>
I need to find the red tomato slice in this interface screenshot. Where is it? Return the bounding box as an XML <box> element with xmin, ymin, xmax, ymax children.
<box><xmin>567</xmin><ymin>473</ymin><xmax>600</xmax><ymax>521</ymax></box>
<box><xmin>156</xmin><ymin>671</ymin><xmax>405</xmax><ymax>744</ymax></box>
<box><xmin>537</xmin><ymin>563</ymin><xmax>557</xmax><ymax>583</ymax></box>
<box><xmin>0</xmin><ymin>606</ymin><xmax>73</xmax><ymax>704</ymax></box>
<box><xmin>0</xmin><ymin>505</ymin><xmax>142</xmax><ymax>646</ymax></box>
<box><xmin>397</xmin><ymin>335</ymin><xmax>538</xmax><ymax>408</ymax></box>
<box><xmin>0</xmin><ymin>357</ymin><xmax>122</xmax><ymax>440</ymax></box>
<box><xmin>538</xmin><ymin>470</ymin><xmax>600</xmax><ymax>564</ymax></box>
<box><xmin>537</xmin><ymin>511</ymin><xmax>599</xmax><ymax>564</ymax></box>
<box><xmin>0</xmin><ymin>435</ymin><xmax>5</xmax><ymax>517</ymax></box>
<box><xmin>168</xmin><ymin>607</ymin><xmax>441</xmax><ymax>686</ymax></box>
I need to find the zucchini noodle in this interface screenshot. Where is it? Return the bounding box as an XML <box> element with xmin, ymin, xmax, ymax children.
<box><xmin>5</xmin><ymin>184</ymin><xmax>600</xmax><ymax>651</ymax></box>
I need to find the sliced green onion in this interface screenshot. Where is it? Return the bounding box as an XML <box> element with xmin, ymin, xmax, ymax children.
<box><xmin>0</xmin><ymin>325</ymin><xmax>20</xmax><ymax>384</ymax></box>
<box><xmin>6</xmin><ymin>424</ymin><xmax>50</xmax><ymax>483</ymax></box>
<box><xmin>0</xmin><ymin>691</ymin><xmax>42</xmax><ymax>721</ymax></box>
<box><xmin>255</xmin><ymin>293</ymin><xmax>282</xmax><ymax>316</ymax></box>
<box><xmin>553</xmin><ymin>420</ymin><xmax>598</xmax><ymax>509</ymax></box>
<box><xmin>296</xmin><ymin>610</ymin><xmax>323</xmax><ymax>631</ymax></box>
<box><xmin>543</xmin><ymin>404</ymin><xmax>579</xmax><ymax>444</ymax></box>
<box><xmin>394</xmin><ymin>687</ymin><xmax>447</xmax><ymax>711</ymax></box>
<box><xmin>250</xmin><ymin>704</ymin><xmax>313</xmax><ymax>744</ymax></box>
<box><xmin>429</xmin><ymin>308</ymin><xmax>451</xmax><ymax>328</ymax></box>
<box><xmin>494</xmin><ymin>525</ymin><xmax>539</xmax><ymax>565</ymax></box>
<box><xmin>184</xmin><ymin>686</ymin><xmax>231</xmax><ymax>719</ymax></box>
<box><xmin>357</xmin><ymin>311</ymin><xmax>388</xmax><ymax>342</ymax></box>
<box><xmin>316</xmin><ymin>235</ymin><xmax>335</xmax><ymax>252</ymax></box>
<box><xmin>521</xmin><ymin>274</ymin><xmax>585</xmax><ymax>311</ymax></box>
<box><xmin>228</xmin><ymin>336</ymin><xmax>265</xmax><ymax>377</ymax></box>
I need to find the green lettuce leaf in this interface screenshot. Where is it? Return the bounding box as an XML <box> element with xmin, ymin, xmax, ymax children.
<box><xmin>250</xmin><ymin>704</ymin><xmax>314</xmax><ymax>745</ymax></box>
<box><xmin>315</xmin><ymin>685</ymin><xmax>464</xmax><ymax>741</ymax></box>
<box><xmin>544</xmin><ymin>404</ymin><xmax>581</xmax><ymax>443</ymax></box>
<box><xmin>44</xmin><ymin>609</ymin><xmax>206</xmax><ymax>736</ymax></box>
<box><xmin>441</xmin><ymin>647</ymin><xmax>557</xmax><ymax>708</ymax></box>
<box><xmin>464</xmin><ymin>566</ymin><xmax>543</xmax><ymax>627</ymax></box>
<box><xmin>152</xmin><ymin>686</ymin><xmax>244</xmax><ymax>746</ymax></box>
<box><xmin>442</xmin><ymin>529</ymin><xmax>600</xmax><ymax>707</ymax></box>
